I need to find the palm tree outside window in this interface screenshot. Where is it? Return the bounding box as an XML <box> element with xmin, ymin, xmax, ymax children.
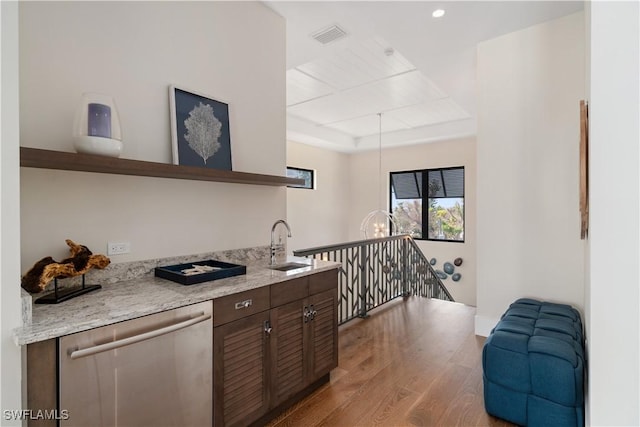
<box><xmin>389</xmin><ymin>167</ymin><xmax>464</xmax><ymax>242</ymax></box>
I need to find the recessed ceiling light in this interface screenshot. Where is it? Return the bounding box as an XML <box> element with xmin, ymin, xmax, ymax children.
<box><xmin>432</xmin><ymin>9</ymin><xmax>445</xmax><ymax>18</ymax></box>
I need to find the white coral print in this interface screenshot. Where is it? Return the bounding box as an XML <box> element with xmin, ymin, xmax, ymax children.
<box><xmin>184</xmin><ymin>102</ymin><xmax>222</xmax><ymax>164</ymax></box>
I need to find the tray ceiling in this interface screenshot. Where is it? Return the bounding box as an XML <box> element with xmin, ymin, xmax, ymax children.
<box><xmin>266</xmin><ymin>1</ymin><xmax>584</xmax><ymax>152</ymax></box>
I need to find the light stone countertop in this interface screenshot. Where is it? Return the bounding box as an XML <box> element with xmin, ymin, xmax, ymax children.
<box><xmin>13</xmin><ymin>254</ymin><xmax>339</xmax><ymax>346</ymax></box>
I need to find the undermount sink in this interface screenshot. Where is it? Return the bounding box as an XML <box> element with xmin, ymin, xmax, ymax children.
<box><xmin>268</xmin><ymin>262</ymin><xmax>310</xmax><ymax>272</ymax></box>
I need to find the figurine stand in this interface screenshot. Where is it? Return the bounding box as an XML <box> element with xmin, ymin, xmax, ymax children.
<box><xmin>35</xmin><ymin>274</ymin><xmax>101</xmax><ymax>304</ymax></box>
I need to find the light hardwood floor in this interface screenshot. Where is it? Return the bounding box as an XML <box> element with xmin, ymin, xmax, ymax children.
<box><xmin>267</xmin><ymin>297</ymin><xmax>514</xmax><ymax>427</ymax></box>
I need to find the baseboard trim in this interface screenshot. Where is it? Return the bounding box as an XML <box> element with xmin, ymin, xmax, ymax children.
<box><xmin>475</xmin><ymin>314</ymin><xmax>500</xmax><ymax>337</ymax></box>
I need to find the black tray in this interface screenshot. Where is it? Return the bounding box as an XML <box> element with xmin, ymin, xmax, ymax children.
<box><xmin>155</xmin><ymin>259</ymin><xmax>246</xmax><ymax>285</ymax></box>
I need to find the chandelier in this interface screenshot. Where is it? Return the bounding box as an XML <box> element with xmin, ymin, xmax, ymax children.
<box><xmin>360</xmin><ymin>113</ymin><xmax>398</xmax><ymax>238</ymax></box>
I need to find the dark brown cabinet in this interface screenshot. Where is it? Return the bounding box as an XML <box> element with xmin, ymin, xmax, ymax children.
<box><xmin>26</xmin><ymin>339</ymin><xmax>57</xmax><ymax>427</ymax></box>
<box><xmin>213</xmin><ymin>287</ymin><xmax>271</xmax><ymax>427</ymax></box>
<box><xmin>213</xmin><ymin>270</ymin><xmax>338</xmax><ymax>426</ymax></box>
<box><xmin>306</xmin><ymin>270</ymin><xmax>339</xmax><ymax>385</ymax></box>
<box><xmin>270</xmin><ymin>273</ymin><xmax>338</xmax><ymax>407</ymax></box>
<box><xmin>306</xmin><ymin>288</ymin><xmax>338</xmax><ymax>384</ymax></box>
<box><xmin>269</xmin><ymin>299</ymin><xmax>306</xmax><ymax>407</ymax></box>
<box><xmin>213</xmin><ymin>311</ymin><xmax>271</xmax><ymax>427</ymax></box>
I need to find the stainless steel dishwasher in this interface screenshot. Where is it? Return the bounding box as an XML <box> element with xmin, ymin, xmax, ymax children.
<box><xmin>59</xmin><ymin>301</ymin><xmax>212</xmax><ymax>427</ymax></box>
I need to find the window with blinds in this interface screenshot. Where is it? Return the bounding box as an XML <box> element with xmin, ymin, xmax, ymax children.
<box><xmin>390</xmin><ymin>166</ymin><xmax>464</xmax><ymax>242</ymax></box>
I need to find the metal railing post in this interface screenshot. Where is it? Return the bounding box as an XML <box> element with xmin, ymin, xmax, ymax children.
<box><xmin>359</xmin><ymin>242</ymin><xmax>368</xmax><ymax>318</ymax></box>
<box><xmin>402</xmin><ymin>237</ymin><xmax>409</xmax><ymax>297</ymax></box>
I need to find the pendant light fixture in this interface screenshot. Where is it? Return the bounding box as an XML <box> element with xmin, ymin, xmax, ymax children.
<box><xmin>360</xmin><ymin>113</ymin><xmax>398</xmax><ymax>238</ymax></box>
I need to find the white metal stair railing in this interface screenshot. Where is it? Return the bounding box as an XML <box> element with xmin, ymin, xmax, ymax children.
<box><xmin>293</xmin><ymin>235</ymin><xmax>454</xmax><ymax>325</ymax></box>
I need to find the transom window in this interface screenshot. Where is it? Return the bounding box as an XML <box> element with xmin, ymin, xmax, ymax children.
<box><xmin>286</xmin><ymin>166</ymin><xmax>315</xmax><ymax>189</ymax></box>
<box><xmin>390</xmin><ymin>167</ymin><xmax>465</xmax><ymax>242</ymax></box>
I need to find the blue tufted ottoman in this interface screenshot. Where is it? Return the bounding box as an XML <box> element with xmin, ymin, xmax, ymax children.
<box><xmin>482</xmin><ymin>298</ymin><xmax>585</xmax><ymax>426</ymax></box>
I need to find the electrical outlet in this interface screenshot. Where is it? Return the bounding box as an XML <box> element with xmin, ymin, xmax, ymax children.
<box><xmin>107</xmin><ymin>242</ymin><xmax>130</xmax><ymax>255</ymax></box>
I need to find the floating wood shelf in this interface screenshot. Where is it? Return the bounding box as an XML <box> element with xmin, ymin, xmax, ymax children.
<box><xmin>20</xmin><ymin>147</ymin><xmax>303</xmax><ymax>187</ymax></box>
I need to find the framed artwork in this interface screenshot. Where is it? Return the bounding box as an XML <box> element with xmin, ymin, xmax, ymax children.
<box><xmin>169</xmin><ymin>86</ymin><xmax>232</xmax><ymax>170</ymax></box>
<box><xmin>579</xmin><ymin>100</ymin><xmax>589</xmax><ymax>239</ymax></box>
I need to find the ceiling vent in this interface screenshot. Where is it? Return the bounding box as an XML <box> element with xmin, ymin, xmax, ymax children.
<box><xmin>311</xmin><ymin>24</ymin><xmax>348</xmax><ymax>45</ymax></box>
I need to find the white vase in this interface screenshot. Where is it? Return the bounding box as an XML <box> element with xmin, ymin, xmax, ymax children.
<box><xmin>73</xmin><ymin>93</ymin><xmax>123</xmax><ymax>157</ymax></box>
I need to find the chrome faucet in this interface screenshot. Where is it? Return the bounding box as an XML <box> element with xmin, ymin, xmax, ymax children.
<box><xmin>270</xmin><ymin>220</ymin><xmax>292</xmax><ymax>265</ymax></box>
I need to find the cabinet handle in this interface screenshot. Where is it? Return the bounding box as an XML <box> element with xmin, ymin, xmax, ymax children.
<box><xmin>235</xmin><ymin>299</ymin><xmax>252</xmax><ymax>310</ymax></box>
<box><xmin>264</xmin><ymin>320</ymin><xmax>273</xmax><ymax>336</ymax></box>
<box><xmin>69</xmin><ymin>313</ymin><xmax>211</xmax><ymax>360</ymax></box>
<box><xmin>303</xmin><ymin>306</ymin><xmax>310</xmax><ymax>323</ymax></box>
<box><xmin>309</xmin><ymin>304</ymin><xmax>317</xmax><ymax>321</ymax></box>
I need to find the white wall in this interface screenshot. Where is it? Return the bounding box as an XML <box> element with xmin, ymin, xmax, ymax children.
<box><xmin>286</xmin><ymin>141</ymin><xmax>350</xmax><ymax>251</ymax></box>
<box><xmin>19</xmin><ymin>2</ymin><xmax>287</xmax><ymax>269</ymax></box>
<box><xmin>347</xmin><ymin>137</ymin><xmax>477</xmax><ymax>306</ymax></box>
<box><xmin>1</xmin><ymin>2</ymin><xmax>24</xmax><ymax>424</ymax></box>
<box><xmin>582</xmin><ymin>4</ymin><xmax>592</xmax><ymax>424</ymax></box>
<box><xmin>587</xmin><ymin>2</ymin><xmax>639</xmax><ymax>425</ymax></box>
<box><xmin>476</xmin><ymin>12</ymin><xmax>586</xmax><ymax>335</ymax></box>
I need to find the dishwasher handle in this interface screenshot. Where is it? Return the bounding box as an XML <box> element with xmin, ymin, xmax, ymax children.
<box><xmin>69</xmin><ymin>312</ymin><xmax>212</xmax><ymax>360</ymax></box>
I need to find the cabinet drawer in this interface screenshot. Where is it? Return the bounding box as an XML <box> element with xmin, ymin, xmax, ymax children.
<box><xmin>214</xmin><ymin>287</ymin><xmax>270</xmax><ymax>327</ymax></box>
<box><xmin>309</xmin><ymin>269</ymin><xmax>338</xmax><ymax>295</ymax></box>
<box><xmin>271</xmin><ymin>277</ymin><xmax>308</xmax><ymax>307</ymax></box>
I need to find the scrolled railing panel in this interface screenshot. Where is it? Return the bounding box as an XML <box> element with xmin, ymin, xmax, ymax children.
<box><xmin>294</xmin><ymin>235</ymin><xmax>453</xmax><ymax>325</ymax></box>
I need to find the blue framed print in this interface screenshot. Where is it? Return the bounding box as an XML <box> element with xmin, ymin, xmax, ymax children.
<box><xmin>169</xmin><ymin>86</ymin><xmax>232</xmax><ymax>170</ymax></box>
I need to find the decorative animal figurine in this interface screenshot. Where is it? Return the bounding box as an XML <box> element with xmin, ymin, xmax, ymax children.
<box><xmin>21</xmin><ymin>239</ymin><xmax>110</xmax><ymax>293</ymax></box>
